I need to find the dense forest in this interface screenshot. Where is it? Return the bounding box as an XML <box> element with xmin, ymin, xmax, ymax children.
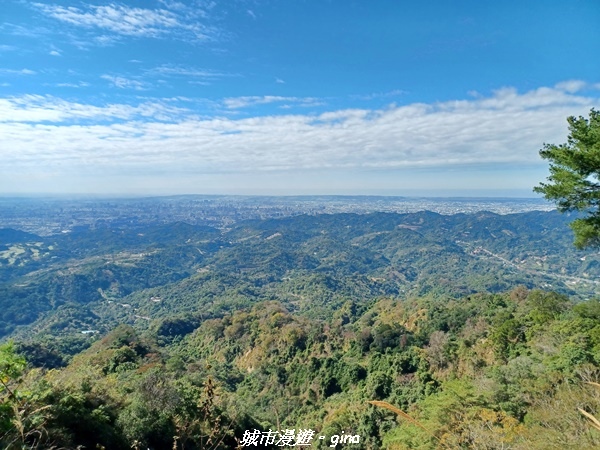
<box><xmin>2</xmin><ymin>288</ymin><xmax>600</xmax><ymax>449</ymax></box>
<box><xmin>1</xmin><ymin>211</ymin><xmax>600</xmax><ymax>448</ymax></box>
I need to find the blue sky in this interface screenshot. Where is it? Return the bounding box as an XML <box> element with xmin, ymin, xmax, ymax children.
<box><xmin>0</xmin><ymin>0</ymin><xmax>599</xmax><ymax>196</ymax></box>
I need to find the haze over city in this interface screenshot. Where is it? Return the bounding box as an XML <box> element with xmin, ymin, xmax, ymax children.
<box><xmin>1</xmin><ymin>0</ymin><xmax>599</xmax><ymax>196</ymax></box>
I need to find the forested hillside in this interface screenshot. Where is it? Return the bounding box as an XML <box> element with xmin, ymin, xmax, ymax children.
<box><xmin>1</xmin><ymin>210</ymin><xmax>598</xmax><ymax>342</ymax></box>
<box><xmin>1</xmin><ymin>211</ymin><xmax>600</xmax><ymax>448</ymax></box>
<box><xmin>2</xmin><ymin>288</ymin><xmax>600</xmax><ymax>448</ymax></box>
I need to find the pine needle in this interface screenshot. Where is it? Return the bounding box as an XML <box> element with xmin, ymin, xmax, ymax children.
<box><xmin>368</xmin><ymin>400</ymin><xmax>433</xmax><ymax>435</ymax></box>
<box><xmin>578</xmin><ymin>408</ymin><xmax>600</xmax><ymax>432</ymax></box>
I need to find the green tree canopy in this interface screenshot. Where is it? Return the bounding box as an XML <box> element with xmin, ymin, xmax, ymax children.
<box><xmin>534</xmin><ymin>109</ymin><xmax>600</xmax><ymax>248</ymax></box>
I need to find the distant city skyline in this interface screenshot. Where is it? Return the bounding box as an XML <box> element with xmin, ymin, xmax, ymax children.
<box><xmin>0</xmin><ymin>194</ymin><xmax>556</xmax><ymax>238</ymax></box>
<box><xmin>1</xmin><ymin>0</ymin><xmax>599</xmax><ymax>196</ymax></box>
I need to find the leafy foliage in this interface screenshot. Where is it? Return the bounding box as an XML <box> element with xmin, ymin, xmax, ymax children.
<box><xmin>535</xmin><ymin>109</ymin><xmax>600</xmax><ymax>248</ymax></box>
<box><xmin>0</xmin><ymin>287</ymin><xmax>598</xmax><ymax>449</ymax></box>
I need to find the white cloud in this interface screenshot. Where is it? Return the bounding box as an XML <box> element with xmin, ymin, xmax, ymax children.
<box><xmin>55</xmin><ymin>81</ymin><xmax>90</xmax><ymax>88</ymax></box>
<box><xmin>101</xmin><ymin>75</ymin><xmax>147</xmax><ymax>90</ymax></box>
<box><xmin>222</xmin><ymin>95</ymin><xmax>323</xmax><ymax>109</ymax></box>
<box><xmin>1</xmin><ymin>23</ymin><xmax>49</xmax><ymax>39</ymax></box>
<box><xmin>0</xmin><ymin>68</ymin><xmax>36</xmax><ymax>75</ymax></box>
<box><xmin>0</xmin><ymin>95</ymin><xmax>187</xmax><ymax>123</ymax></box>
<box><xmin>555</xmin><ymin>80</ymin><xmax>588</xmax><ymax>93</ymax></box>
<box><xmin>352</xmin><ymin>89</ymin><xmax>407</xmax><ymax>100</ymax></box>
<box><xmin>94</xmin><ymin>34</ymin><xmax>120</xmax><ymax>46</ymax></box>
<box><xmin>34</xmin><ymin>2</ymin><xmax>213</xmax><ymax>41</ymax></box>
<box><xmin>158</xmin><ymin>0</ymin><xmax>188</xmax><ymax>11</ymax></box>
<box><xmin>0</xmin><ymin>82</ymin><xmax>598</xmax><ymax>179</ymax></box>
<box><xmin>148</xmin><ymin>65</ymin><xmax>229</xmax><ymax>79</ymax></box>
<box><xmin>49</xmin><ymin>50</ymin><xmax>61</xmax><ymax>56</ymax></box>
<box><xmin>35</xmin><ymin>3</ymin><xmax>178</xmax><ymax>36</ymax></box>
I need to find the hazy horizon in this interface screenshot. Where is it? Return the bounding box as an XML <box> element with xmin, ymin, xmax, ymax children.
<box><xmin>0</xmin><ymin>189</ymin><xmax>546</xmax><ymax>200</ymax></box>
<box><xmin>0</xmin><ymin>185</ymin><xmax>548</xmax><ymax>198</ymax></box>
